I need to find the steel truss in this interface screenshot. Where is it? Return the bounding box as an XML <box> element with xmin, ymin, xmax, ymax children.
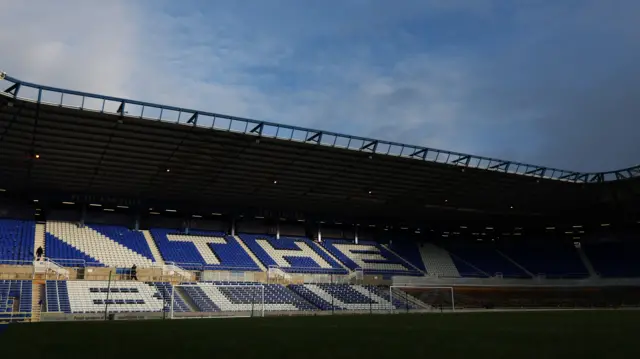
<box><xmin>1</xmin><ymin>71</ymin><xmax>638</xmax><ymax>184</ymax></box>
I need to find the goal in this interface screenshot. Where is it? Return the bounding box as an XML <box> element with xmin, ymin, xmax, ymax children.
<box><xmin>169</xmin><ymin>283</ymin><xmax>265</xmax><ymax>319</ymax></box>
<box><xmin>389</xmin><ymin>286</ymin><xmax>455</xmax><ymax>312</ymax></box>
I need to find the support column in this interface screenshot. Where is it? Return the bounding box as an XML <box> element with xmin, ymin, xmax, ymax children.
<box><xmin>231</xmin><ymin>218</ymin><xmax>236</xmax><ymax>236</ymax></box>
<box><xmin>276</xmin><ymin>221</ymin><xmax>281</xmax><ymax>240</ymax></box>
<box><xmin>354</xmin><ymin>225</ymin><xmax>359</xmax><ymax>244</ymax></box>
<box><xmin>80</xmin><ymin>204</ymin><xmax>86</xmax><ymax>228</ymax></box>
<box><xmin>134</xmin><ymin>215</ymin><xmax>140</xmax><ymax>231</ymax></box>
<box><xmin>318</xmin><ymin>223</ymin><xmax>322</xmax><ymax>242</ymax></box>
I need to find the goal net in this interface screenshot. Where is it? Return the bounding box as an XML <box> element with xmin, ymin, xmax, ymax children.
<box><xmin>169</xmin><ymin>283</ymin><xmax>265</xmax><ymax>319</ymax></box>
<box><xmin>389</xmin><ymin>286</ymin><xmax>455</xmax><ymax>312</ymax></box>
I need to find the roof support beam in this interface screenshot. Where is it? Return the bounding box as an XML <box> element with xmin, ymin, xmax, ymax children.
<box><xmin>410</xmin><ymin>148</ymin><xmax>427</xmax><ymax>159</ymax></box>
<box><xmin>576</xmin><ymin>173</ymin><xmax>589</xmax><ymax>183</ymax></box>
<box><xmin>250</xmin><ymin>122</ymin><xmax>264</xmax><ymax>136</ymax></box>
<box><xmin>116</xmin><ymin>101</ymin><xmax>125</xmax><ymax>115</ymax></box>
<box><xmin>452</xmin><ymin>155</ymin><xmax>470</xmax><ymax>166</ymax></box>
<box><xmin>306</xmin><ymin>131</ymin><xmax>322</xmax><ymax>144</ymax></box>
<box><xmin>525</xmin><ymin>167</ymin><xmax>545</xmax><ymax>176</ymax></box>
<box><xmin>360</xmin><ymin>140</ymin><xmax>378</xmax><ymax>152</ymax></box>
<box><xmin>186</xmin><ymin>113</ymin><xmax>199</xmax><ymax>126</ymax></box>
<box><xmin>589</xmin><ymin>173</ymin><xmax>604</xmax><ymax>183</ymax></box>
<box><xmin>615</xmin><ymin>171</ymin><xmax>628</xmax><ymax>180</ymax></box>
<box><xmin>4</xmin><ymin>83</ymin><xmax>19</xmax><ymax>96</ymax></box>
<box><xmin>558</xmin><ymin>172</ymin><xmax>580</xmax><ymax>181</ymax></box>
<box><xmin>489</xmin><ymin>161</ymin><xmax>510</xmax><ymax>171</ymax></box>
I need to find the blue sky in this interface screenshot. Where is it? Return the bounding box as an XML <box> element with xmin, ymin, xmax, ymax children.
<box><xmin>1</xmin><ymin>0</ymin><xmax>639</xmax><ymax>172</ymax></box>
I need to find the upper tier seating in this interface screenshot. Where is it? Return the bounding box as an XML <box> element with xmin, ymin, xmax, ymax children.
<box><xmin>46</xmin><ymin>280</ymin><xmax>187</xmax><ymax>314</ymax></box>
<box><xmin>180</xmin><ymin>281</ymin><xmax>316</xmax><ymax>312</ymax></box>
<box><xmin>288</xmin><ymin>284</ymin><xmax>407</xmax><ymax>311</ymax></box>
<box><xmin>583</xmin><ymin>241</ymin><xmax>640</xmax><ymax>278</ymax></box>
<box><xmin>237</xmin><ymin>234</ymin><xmax>347</xmax><ymax>274</ymax></box>
<box><xmin>500</xmin><ymin>242</ymin><xmax>589</xmax><ymax>278</ymax></box>
<box><xmin>150</xmin><ymin>229</ymin><xmax>260</xmax><ymax>271</ymax></box>
<box><xmin>0</xmin><ymin>219</ymin><xmax>35</xmax><ymax>263</ymax></box>
<box><xmin>320</xmin><ymin>239</ymin><xmax>422</xmax><ymax>276</ymax></box>
<box><xmin>45</xmin><ymin>222</ymin><xmax>155</xmax><ymax>268</ymax></box>
<box><xmin>0</xmin><ymin>280</ymin><xmax>32</xmax><ymax>320</ymax></box>
<box><xmin>386</xmin><ymin>241</ymin><xmax>426</xmax><ymax>272</ymax></box>
<box><xmin>88</xmin><ymin>225</ymin><xmax>156</xmax><ymax>262</ymax></box>
<box><xmin>444</xmin><ymin>242</ymin><xmax>530</xmax><ymax>278</ymax></box>
<box><xmin>418</xmin><ymin>243</ymin><xmax>460</xmax><ymax>277</ymax></box>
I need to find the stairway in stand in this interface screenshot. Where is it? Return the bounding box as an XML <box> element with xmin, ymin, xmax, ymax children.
<box><xmin>34</xmin><ymin>223</ymin><xmax>46</xmax><ymax>259</ymax></box>
<box><xmin>142</xmin><ymin>230</ymin><xmax>165</xmax><ymax>265</ymax></box>
<box><xmin>31</xmin><ymin>280</ymin><xmax>44</xmax><ymax>322</ymax></box>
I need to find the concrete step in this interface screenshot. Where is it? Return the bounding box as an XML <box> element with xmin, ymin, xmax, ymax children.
<box><xmin>233</xmin><ymin>236</ymin><xmax>267</xmax><ymax>271</ymax></box>
<box><xmin>142</xmin><ymin>230</ymin><xmax>164</xmax><ymax>265</ymax></box>
<box><xmin>31</xmin><ymin>282</ymin><xmax>43</xmax><ymax>322</ymax></box>
<box><xmin>34</xmin><ymin>223</ymin><xmax>46</xmax><ymax>260</ymax></box>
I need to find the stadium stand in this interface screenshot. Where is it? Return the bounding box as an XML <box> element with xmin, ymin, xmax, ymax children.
<box><xmin>0</xmin><ymin>280</ymin><xmax>32</xmax><ymax>319</ymax></box>
<box><xmin>45</xmin><ymin>222</ymin><xmax>155</xmax><ymax>268</ymax></box>
<box><xmin>418</xmin><ymin>243</ymin><xmax>460</xmax><ymax>277</ymax></box>
<box><xmin>0</xmin><ymin>219</ymin><xmax>35</xmax><ymax>263</ymax></box>
<box><xmin>2</xmin><ymin>67</ymin><xmax>640</xmax><ymax>335</ymax></box>
<box><xmin>46</xmin><ymin>281</ymin><xmax>70</xmax><ymax>313</ymax></box>
<box><xmin>499</xmin><ymin>242</ymin><xmax>589</xmax><ymax>278</ymax></box>
<box><xmin>149</xmin><ymin>229</ymin><xmax>261</xmax><ymax>271</ymax></box>
<box><xmin>237</xmin><ymin>234</ymin><xmax>347</xmax><ymax>274</ymax></box>
<box><xmin>179</xmin><ymin>282</ymin><xmax>317</xmax><ymax>312</ymax></box>
<box><xmin>152</xmin><ymin>282</ymin><xmax>190</xmax><ymax>312</ymax></box>
<box><xmin>444</xmin><ymin>242</ymin><xmax>531</xmax><ymax>278</ymax></box>
<box><xmin>386</xmin><ymin>241</ymin><xmax>426</xmax><ymax>272</ymax></box>
<box><xmin>88</xmin><ymin>225</ymin><xmax>156</xmax><ymax>262</ymax></box>
<box><xmin>583</xmin><ymin>241</ymin><xmax>640</xmax><ymax>278</ymax></box>
<box><xmin>288</xmin><ymin>284</ymin><xmax>401</xmax><ymax>311</ymax></box>
<box><xmin>46</xmin><ymin>280</ymin><xmax>186</xmax><ymax>314</ymax></box>
<box><xmin>320</xmin><ymin>239</ymin><xmax>422</xmax><ymax>276</ymax></box>
<box><xmin>180</xmin><ymin>285</ymin><xmax>220</xmax><ymax>312</ymax></box>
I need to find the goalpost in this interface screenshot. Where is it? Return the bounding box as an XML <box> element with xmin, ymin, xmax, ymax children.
<box><xmin>169</xmin><ymin>283</ymin><xmax>265</xmax><ymax>319</ymax></box>
<box><xmin>389</xmin><ymin>285</ymin><xmax>455</xmax><ymax>312</ymax></box>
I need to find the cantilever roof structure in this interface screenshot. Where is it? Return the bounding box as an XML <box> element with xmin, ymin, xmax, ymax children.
<box><xmin>1</xmin><ymin>71</ymin><xmax>638</xmax><ymax>184</ymax></box>
<box><xmin>0</xmin><ymin>70</ymin><xmax>638</xmax><ymax>220</ymax></box>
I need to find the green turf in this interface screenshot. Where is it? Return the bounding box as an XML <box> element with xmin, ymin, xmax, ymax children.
<box><xmin>2</xmin><ymin>311</ymin><xmax>639</xmax><ymax>358</ymax></box>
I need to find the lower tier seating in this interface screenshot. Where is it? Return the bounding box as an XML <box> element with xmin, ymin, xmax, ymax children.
<box><xmin>180</xmin><ymin>281</ymin><xmax>317</xmax><ymax>312</ymax></box>
<box><xmin>0</xmin><ymin>280</ymin><xmax>32</xmax><ymax>319</ymax></box>
<box><xmin>45</xmin><ymin>280</ymin><xmax>187</xmax><ymax>314</ymax></box>
<box><xmin>42</xmin><ymin>281</ymin><xmax>430</xmax><ymax>314</ymax></box>
<box><xmin>288</xmin><ymin>284</ymin><xmax>402</xmax><ymax>311</ymax></box>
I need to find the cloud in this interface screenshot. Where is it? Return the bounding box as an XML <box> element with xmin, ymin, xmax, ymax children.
<box><xmin>0</xmin><ymin>0</ymin><xmax>639</xmax><ymax>172</ymax></box>
<box><xmin>0</xmin><ymin>0</ymin><xmax>139</xmax><ymax>97</ymax></box>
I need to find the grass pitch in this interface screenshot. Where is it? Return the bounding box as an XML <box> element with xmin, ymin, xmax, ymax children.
<box><xmin>2</xmin><ymin>311</ymin><xmax>638</xmax><ymax>358</ymax></box>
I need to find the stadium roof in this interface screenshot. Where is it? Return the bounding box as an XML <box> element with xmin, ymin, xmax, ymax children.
<box><xmin>0</xmin><ymin>70</ymin><xmax>638</xmax><ymax>220</ymax></box>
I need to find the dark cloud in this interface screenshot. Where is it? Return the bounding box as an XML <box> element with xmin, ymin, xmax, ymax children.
<box><xmin>355</xmin><ymin>0</ymin><xmax>640</xmax><ymax>172</ymax></box>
